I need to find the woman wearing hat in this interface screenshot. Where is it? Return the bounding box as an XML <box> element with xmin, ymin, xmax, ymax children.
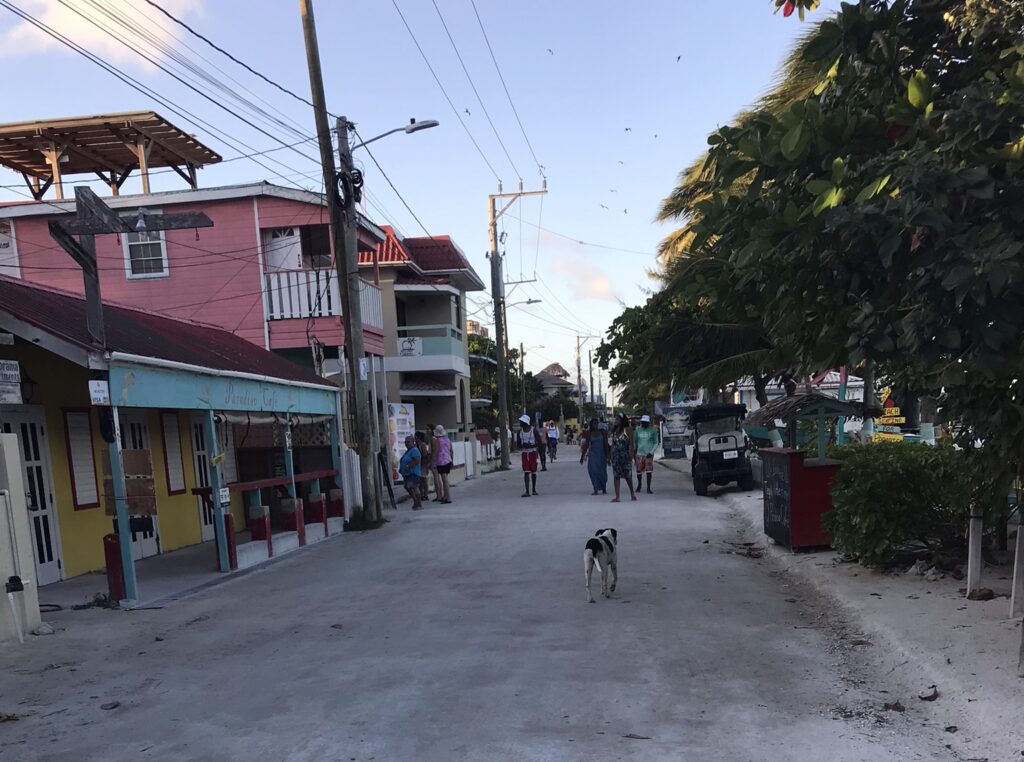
<box><xmin>517</xmin><ymin>414</ymin><xmax>539</xmax><ymax>497</ymax></box>
<box><xmin>433</xmin><ymin>425</ymin><xmax>453</xmax><ymax>504</ymax></box>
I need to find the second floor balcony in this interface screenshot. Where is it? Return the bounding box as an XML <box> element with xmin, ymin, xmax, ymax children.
<box><xmin>387</xmin><ymin>323</ymin><xmax>468</xmax><ymax>375</ymax></box>
<box><xmin>264</xmin><ymin>269</ymin><xmax>383</xmax><ymax>330</ymax></box>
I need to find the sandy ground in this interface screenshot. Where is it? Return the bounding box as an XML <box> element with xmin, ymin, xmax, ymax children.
<box><xmin>714</xmin><ymin>482</ymin><xmax>1024</xmax><ymax>761</ymax></box>
<box><xmin>0</xmin><ymin>454</ymin><xmax>981</xmax><ymax>761</ymax></box>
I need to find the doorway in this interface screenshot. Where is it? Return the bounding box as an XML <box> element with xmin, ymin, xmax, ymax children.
<box><xmin>0</xmin><ymin>407</ymin><xmax>63</xmax><ymax>586</ymax></box>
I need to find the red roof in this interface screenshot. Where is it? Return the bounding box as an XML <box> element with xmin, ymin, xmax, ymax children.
<box><xmin>0</xmin><ymin>276</ymin><xmax>333</xmax><ymax>387</ymax></box>
<box><xmin>360</xmin><ymin>228</ymin><xmax>483</xmax><ymax>289</ymax></box>
<box><xmin>360</xmin><ymin>225</ymin><xmax>411</xmax><ymax>266</ymax></box>
<box><xmin>403</xmin><ymin>235</ymin><xmax>471</xmax><ymax>272</ymax></box>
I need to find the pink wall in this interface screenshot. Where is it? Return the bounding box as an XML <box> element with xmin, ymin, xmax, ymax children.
<box><xmin>10</xmin><ymin>192</ymin><xmax>384</xmax><ymax>355</ymax></box>
<box><xmin>14</xmin><ymin>196</ymin><xmax>267</xmax><ymax>347</ymax></box>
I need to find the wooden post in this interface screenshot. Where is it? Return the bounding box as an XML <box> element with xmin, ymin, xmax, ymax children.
<box><xmin>202</xmin><ymin>410</ymin><xmax>230</xmax><ymax>573</ymax></box>
<box><xmin>966</xmin><ymin>511</ymin><xmax>984</xmax><ymax>596</ymax></box>
<box><xmin>108</xmin><ymin>407</ymin><xmax>138</xmax><ymax>602</ymax></box>
<box><xmin>136</xmin><ymin>139</ymin><xmax>151</xmax><ymax>194</ymax></box>
<box><xmin>44</xmin><ymin>145</ymin><xmax>64</xmax><ymax>200</ymax></box>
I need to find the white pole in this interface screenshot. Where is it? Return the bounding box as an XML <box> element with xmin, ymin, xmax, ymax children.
<box><xmin>966</xmin><ymin>511</ymin><xmax>984</xmax><ymax>596</ymax></box>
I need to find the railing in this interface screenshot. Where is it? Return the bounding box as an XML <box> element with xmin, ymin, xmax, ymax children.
<box><xmin>264</xmin><ymin>269</ymin><xmax>383</xmax><ymax>329</ymax></box>
<box><xmin>395</xmin><ymin>323</ymin><xmax>464</xmax><ymax>357</ymax></box>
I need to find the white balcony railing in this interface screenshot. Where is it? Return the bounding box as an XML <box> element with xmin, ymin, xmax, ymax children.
<box><xmin>264</xmin><ymin>269</ymin><xmax>382</xmax><ymax>329</ymax></box>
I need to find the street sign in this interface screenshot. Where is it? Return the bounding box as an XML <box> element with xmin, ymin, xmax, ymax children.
<box><xmin>218</xmin><ymin>487</ymin><xmax>230</xmax><ymax>508</ymax></box>
<box><xmin>89</xmin><ymin>380</ymin><xmax>110</xmax><ymax>405</ymax></box>
<box><xmin>0</xmin><ymin>360</ymin><xmax>21</xmax><ymax>404</ymax></box>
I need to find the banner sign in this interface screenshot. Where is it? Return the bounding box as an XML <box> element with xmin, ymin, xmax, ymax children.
<box><xmin>387</xmin><ymin>402</ymin><xmax>416</xmax><ymax>482</ymax></box>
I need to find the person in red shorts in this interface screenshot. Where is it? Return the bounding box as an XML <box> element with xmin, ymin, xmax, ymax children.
<box><xmin>517</xmin><ymin>414</ymin><xmax>539</xmax><ymax>497</ymax></box>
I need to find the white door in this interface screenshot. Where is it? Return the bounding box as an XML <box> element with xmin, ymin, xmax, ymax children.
<box><xmin>118</xmin><ymin>411</ymin><xmax>160</xmax><ymax>560</ymax></box>
<box><xmin>190</xmin><ymin>415</ymin><xmax>215</xmax><ymax>542</ymax></box>
<box><xmin>0</xmin><ymin>408</ymin><xmax>62</xmax><ymax>586</ymax></box>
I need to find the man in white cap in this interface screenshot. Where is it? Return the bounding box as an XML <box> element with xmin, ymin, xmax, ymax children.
<box><xmin>517</xmin><ymin>414</ymin><xmax>539</xmax><ymax>497</ymax></box>
<box><xmin>633</xmin><ymin>414</ymin><xmax>659</xmax><ymax>494</ymax></box>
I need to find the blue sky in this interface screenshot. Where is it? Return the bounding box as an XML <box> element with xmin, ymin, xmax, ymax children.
<box><xmin>0</xmin><ymin>0</ymin><xmax>841</xmax><ymax>385</ymax></box>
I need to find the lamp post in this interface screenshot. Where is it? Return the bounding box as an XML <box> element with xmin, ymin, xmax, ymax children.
<box><xmin>301</xmin><ymin>0</ymin><xmax>439</xmax><ymax>524</ymax></box>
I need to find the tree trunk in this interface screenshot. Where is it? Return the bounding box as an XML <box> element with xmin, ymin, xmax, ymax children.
<box><xmin>753</xmin><ymin>375</ymin><xmax>770</xmax><ymax>406</ymax></box>
<box><xmin>782</xmin><ymin>373</ymin><xmax>797</xmax><ymax>397</ymax></box>
<box><xmin>860</xmin><ymin>362</ymin><xmax>876</xmax><ymax>443</ymax></box>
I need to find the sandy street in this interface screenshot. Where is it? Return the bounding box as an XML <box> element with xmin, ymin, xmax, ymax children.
<box><xmin>1</xmin><ymin>455</ymin><xmax>963</xmax><ymax>761</ymax></box>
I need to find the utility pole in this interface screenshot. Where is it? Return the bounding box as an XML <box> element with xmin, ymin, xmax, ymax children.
<box><xmin>576</xmin><ymin>335</ymin><xmax>584</xmax><ymax>423</ymax></box>
<box><xmin>588</xmin><ymin>349</ymin><xmax>595</xmax><ymax>405</ymax></box>
<box><xmin>520</xmin><ymin>342</ymin><xmax>526</xmax><ymax>415</ymax></box>
<box><xmin>300</xmin><ymin>0</ymin><xmax>378</xmax><ymax>523</ymax></box>
<box><xmin>489</xmin><ymin>180</ymin><xmax>547</xmax><ymax>470</ymax></box>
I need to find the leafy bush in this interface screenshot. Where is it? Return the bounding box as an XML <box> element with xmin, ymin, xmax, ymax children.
<box><xmin>822</xmin><ymin>442</ymin><xmax>986</xmax><ymax>565</ymax></box>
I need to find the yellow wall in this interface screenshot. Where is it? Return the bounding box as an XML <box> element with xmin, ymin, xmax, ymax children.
<box><xmin>0</xmin><ymin>343</ymin><xmax>245</xmax><ymax>579</ymax></box>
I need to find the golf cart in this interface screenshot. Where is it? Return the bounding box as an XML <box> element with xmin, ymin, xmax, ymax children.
<box><xmin>690</xmin><ymin>403</ymin><xmax>754</xmax><ymax>496</ymax></box>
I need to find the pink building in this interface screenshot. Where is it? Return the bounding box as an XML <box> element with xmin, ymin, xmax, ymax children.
<box><xmin>0</xmin><ymin>182</ymin><xmax>386</xmax><ymax>367</ymax></box>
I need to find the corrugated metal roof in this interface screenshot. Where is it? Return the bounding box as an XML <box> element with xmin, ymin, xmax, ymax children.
<box><xmin>0</xmin><ymin>275</ymin><xmax>334</xmax><ymax>387</ymax></box>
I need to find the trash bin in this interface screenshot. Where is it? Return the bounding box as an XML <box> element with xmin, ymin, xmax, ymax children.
<box><xmin>761</xmin><ymin>448</ymin><xmax>842</xmax><ymax>550</ymax></box>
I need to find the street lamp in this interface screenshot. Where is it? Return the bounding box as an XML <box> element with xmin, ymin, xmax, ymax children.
<box><xmin>350</xmin><ymin>119</ymin><xmax>440</xmax><ymax>151</ymax></box>
<box><xmin>508</xmin><ymin>298</ymin><xmax>542</xmax><ymax>308</ymax></box>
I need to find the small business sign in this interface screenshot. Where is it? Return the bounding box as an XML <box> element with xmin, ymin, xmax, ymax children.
<box><xmin>218</xmin><ymin>487</ymin><xmax>230</xmax><ymax>508</ymax></box>
<box><xmin>398</xmin><ymin>337</ymin><xmax>423</xmax><ymax>357</ymax></box>
<box><xmin>0</xmin><ymin>360</ymin><xmax>21</xmax><ymax>404</ymax></box>
<box><xmin>89</xmin><ymin>380</ymin><xmax>111</xmax><ymax>405</ymax></box>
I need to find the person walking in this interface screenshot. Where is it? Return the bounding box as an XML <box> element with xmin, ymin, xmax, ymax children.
<box><xmin>433</xmin><ymin>425</ymin><xmax>453</xmax><ymax>503</ymax></box>
<box><xmin>416</xmin><ymin>429</ymin><xmax>432</xmax><ymax>501</ymax></box>
<box><xmin>517</xmin><ymin>414</ymin><xmax>539</xmax><ymax>497</ymax></box>
<box><xmin>399</xmin><ymin>435</ymin><xmax>423</xmax><ymax>510</ymax></box>
<box><xmin>536</xmin><ymin>420</ymin><xmax>548</xmax><ymax>471</ymax></box>
<box><xmin>579</xmin><ymin>418</ymin><xmax>609</xmax><ymax>495</ymax></box>
<box><xmin>610</xmin><ymin>414</ymin><xmax>637</xmax><ymax>503</ymax></box>
<box><xmin>634</xmin><ymin>414</ymin><xmax>660</xmax><ymax>494</ymax></box>
<box><xmin>546</xmin><ymin>421</ymin><xmax>559</xmax><ymax>460</ymax></box>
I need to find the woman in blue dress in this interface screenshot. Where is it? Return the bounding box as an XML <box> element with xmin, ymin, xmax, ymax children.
<box><xmin>579</xmin><ymin>418</ymin><xmax>609</xmax><ymax>495</ymax></box>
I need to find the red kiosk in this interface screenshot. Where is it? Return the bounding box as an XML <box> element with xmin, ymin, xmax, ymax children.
<box><xmin>746</xmin><ymin>393</ymin><xmax>857</xmax><ymax>551</ymax></box>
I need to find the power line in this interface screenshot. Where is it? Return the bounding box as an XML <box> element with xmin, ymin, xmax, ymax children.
<box><xmin>55</xmin><ymin>0</ymin><xmax>322</xmax><ymax>166</ymax></box>
<box><xmin>390</xmin><ymin>0</ymin><xmax>501</xmax><ymax>182</ymax></box>
<box><xmin>127</xmin><ymin>0</ymin><xmax>437</xmax><ymax>246</ymax></box>
<box><xmin>430</xmin><ymin>0</ymin><xmax>521</xmax><ymax>180</ymax></box>
<box><xmin>141</xmin><ymin>0</ymin><xmax>326</xmax><ymax>118</ymax></box>
<box><xmin>0</xmin><ymin>0</ymin><xmax>322</xmax><ymax>191</ymax></box>
<box><xmin>469</xmin><ymin>0</ymin><xmax>544</xmax><ymax>176</ymax></box>
<box><xmin>507</xmin><ymin>213</ymin><xmax>657</xmax><ymax>257</ymax></box>
<box><xmin>84</xmin><ymin>0</ymin><xmax>311</xmax><ymax>145</ymax></box>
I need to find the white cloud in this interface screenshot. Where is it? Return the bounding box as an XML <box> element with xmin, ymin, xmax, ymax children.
<box><xmin>0</xmin><ymin>0</ymin><xmax>204</xmax><ymax>66</ymax></box>
<box><xmin>552</xmin><ymin>255</ymin><xmax>618</xmax><ymax>302</ymax></box>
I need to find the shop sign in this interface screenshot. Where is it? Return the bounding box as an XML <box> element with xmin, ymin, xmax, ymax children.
<box><xmin>89</xmin><ymin>380</ymin><xmax>110</xmax><ymax>405</ymax></box>
<box><xmin>0</xmin><ymin>360</ymin><xmax>21</xmax><ymax>404</ymax></box>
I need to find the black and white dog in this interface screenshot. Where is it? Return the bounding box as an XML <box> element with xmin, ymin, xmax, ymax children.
<box><xmin>584</xmin><ymin>528</ymin><xmax>618</xmax><ymax>603</ymax></box>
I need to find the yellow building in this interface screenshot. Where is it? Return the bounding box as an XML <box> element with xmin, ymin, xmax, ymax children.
<box><xmin>0</xmin><ymin>276</ymin><xmax>343</xmax><ymax>602</ymax></box>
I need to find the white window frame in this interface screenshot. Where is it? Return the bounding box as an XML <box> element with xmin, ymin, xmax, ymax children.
<box><xmin>121</xmin><ymin>210</ymin><xmax>169</xmax><ymax>280</ymax></box>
